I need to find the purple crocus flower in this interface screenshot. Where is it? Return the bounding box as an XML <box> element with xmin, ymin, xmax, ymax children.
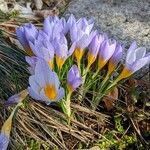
<box><xmin>59</xmin><ymin>17</ymin><xmax>67</xmax><ymax>34</ymax></box>
<box><xmin>98</xmin><ymin>39</ymin><xmax>116</xmax><ymax>70</ymax></box>
<box><xmin>87</xmin><ymin>33</ymin><xmax>107</xmax><ymax>68</ymax></box>
<box><xmin>54</xmin><ymin>35</ymin><xmax>76</xmax><ymax>69</ymax></box>
<box><xmin>65</xmin><ymin>14</ymin><xmax>76</xmax><ymax>34</ymax></box>
<box><xmin>4</xmin><ymin>89</ymin><xmax>28</xmax><ymax>107</ymax></box>
<box><xmin>28</xmin><ymin>59</ymin><xmax>64</xmax><ymax>105</ymax></box>
<box><xmin>67</xmin><ymin>65</ymin><xmax>82</xmax><ymax>92</ymax></box>
<box><xmin>43</xmin><ymin>16</ymin><xmax>63</xmax><ymax>41</ymax></box>
<box><xmin>70</xmin><ymin>17</ymin><xmax>96</xmax><ymax>64</ymax></box>
<box><xmin>116</xmin><ymin>41</ymin><xmax>150</xmax><ymax>81</ymax></box>
<box><xmin>107</xmin><ymin>43</ymin><xmax>123</xmax><ymax>74</ymax></box>
<box><xmin>29</xmin><ymin>31</ymin><xmax>54</xmax><ymax>69</ymax></box>
<box><xmin>16</xmin><ymin>23</ymin><xmax>38</xmax><ymax>55</ymax></box>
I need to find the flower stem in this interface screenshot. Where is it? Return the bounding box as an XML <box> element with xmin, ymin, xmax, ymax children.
<box><xmin>78</xmin><ymin>67</ymin><xmax>89</xmax><ymax>102</ymax></box>
<box><xmin>65</xmin><ymin>91</ymin><xmax>72</xmax><ymax>125</ymax></box>
<box><xmin>77</xmin><ymin>61</ymin><xmax>81</xmax><ymax>73</ymax></box>
<box><xmin>92</xmin><ymin>69</ymin><xmax>100</xmax><ymax>79</ymax></box>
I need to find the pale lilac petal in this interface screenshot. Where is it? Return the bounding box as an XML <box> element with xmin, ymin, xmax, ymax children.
<box><xmin>77</xmin><ymin>34</ymin><xmax>89</xmax><ymax>48</ymax></box>
<box><xmin>27</xmin><ymin>67</ymin><xmax>35</xmax><ymax>74</ymax></box>
<box><xmin>56</xmin><ymin>88</ymin><xmax>65</xmax><ymax>100</ymax></box>
<box><xmin>99</xmin><ymin>40</ymin><xmax>116</xmax><ymax>61</ymax></box>
<box><xmin>71</xmin><ymin>78</ymin><xmax>82</xmax><ymax>90</ymax></box>
<box><xmin>84</xmin><ymin>23</ymin><xmax>94</xmax><ymax>34</ymax></box>
<box><xmin>77</xmin><ymin>31</ymin><xmax>96</xmax><ymax>48</ymax></box>
<box><xmin>60</xmin><ymin>17</ymin><xmax>68</xmax><ymax>34</ymax></box>
<box><xmin>126</xmin><ymin>41</ymin><xmax>137</xmax><ymax>64</ymax></box>
<box><xmin>89</xmin><ymin>33</ymin><xmax>105</xmax><ymax>56</ymax></box>
<box><xmin>70</xmin><ymin>24</ymin><xmax>78</xmax><ymax>42</ymax></box>
<box><xmin>4</xmin><ymin>89</ymin><xmax>28</xmax><ymax>106</ymax></box>
<box><xmin>67</xmin><ymin>65</ymin><xmax>82</xmax><ymax>91</ymax></box>
<box><xmin>0</xmin><ymin>133</ymin><xmax>9</xmax><ymax>150</ymax></box>
<box><xmin>126</xmin><ymin>47</ymin><xmax>146</xmax><ymax>65</ymax></box>
<box><xmin>67</xmin><ymin>14</ymin><xmax>76</xmax><ymax>30</ymax></box>
<box><xmin>25</xmin><ymin>56</ymin><xmax>37</xmax><ymax>66</ymax></box>
<box><xmin>47</xmin><ymin>71</ymin><xmax>60</xmax><ymax>90</ymax></box>
<box><xmin>67</xmin><ymin>65</ymin><xmax>80</xmax><ymax>82</ymax></box>
<box><xmin>16</xmin><ymin>27</ymin><xmax>29</xmax><ymax>50</ymax></box>
<box><xmin>24</xmin><ymin>24</ymin><xmax>38</xmax><ymax>43</ymax></box>
<box><xmin>29</xmin><ymin>39</ymin><xmax>54</xmax><ymax>62</ymax></box>
<box><xmin>28</xmin><ymin>87</ymin><xmax>41</xmax><ymax>100</ymax></box>
<box><xmin>43</xmin><ymin>17</ymin><xmax>53</xmax><ymax>35</ymax></box>
<box><xmin>5</xmin><ymin>94</ymin><xmax>20</xmax><ymax>106</ymax></box>
<box><xmin>77</xmin><ymin>18</ymin><xmax>85</xmax><ymax>28</ymax></box>
<box><xmin>110</xmin><ymin>43</ymin><xmax>123</xmax><ymax>64</ymax></box>
<box><xmin>128</xmin><ymin>41</ymin><xmax>137</xmax><ymax>52</ymax></box>
<box><xmin>29</xmin><ymin>58</ymin><xmax>65</xmax><ymax>103</ymax></box>
<box><xmin>29</xmin><ymin>75</ymin><xmax>42</xmax><ymax>92</ymax></box>
<box><xmin>88</xmin><ymin>18</ymin><xmax>94</xmax><ymax>25</ymax></box>
<box><xmin>68</xmin><ymin>42</ymin><xmax>76</xmax><ymax>56</ymax></box>
<box><xmin>135</xmin><ymin>47</ymin><xmax>146</xmax><ymax>60</ymax></box>
<box><xmin>131</xmin><ymin>54</ymin><xmax>150</xmax><ymax>73</ymax></box>
<box><xmin>34</xmin><ymin>59</ymin><xmax>51</xmax><ymax>86</ymax></box>
<box><xmin>29</xmin><ymin>41</ymin><xmax>39</xmax><ymax>56</ymax></box>
<box><xmin>25</xmin><ymin>56</ymin><xmax>38</xmax><ymax>74</ymax></box>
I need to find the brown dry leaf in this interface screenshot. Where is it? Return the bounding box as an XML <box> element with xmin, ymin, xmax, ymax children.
<box><xmin>34</xmin><ymin>8</ymin><xmax>59</xmax><ymax>19</ymax></box>
<box><xmin>128</xmin><ymin>78</ymin><xmax>150</xmax><ymax>88</ymax></box>
<box><xmin>9</xmin><ymin>37</ymin><xmax>24</xmax><ymax>51</ymax></box>
<box><xmin>34</xmin><ymin>0</ymin><xmax>43</xmax><ymax>10</ymax></box>
<box><xmin>128</xmin><ymin>79</ymin><xmax>138</xmax><ymax>87</ymax></box>
<box><xmin>103</xmin><ymin>87</ymin><xmax>118</xmax><ymax>111</ymax></box>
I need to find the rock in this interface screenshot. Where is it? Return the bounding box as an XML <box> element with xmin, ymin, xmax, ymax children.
<box><xmin>65</xmin><ymin>0</ymin><xmax>150</xmax><ymax>80</ymax></box>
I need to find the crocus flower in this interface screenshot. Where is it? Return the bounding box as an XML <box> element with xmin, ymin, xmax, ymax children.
<box><xmin>98</xmin><ymin>39</ymin><xmax>116</xmax><ymax>70</ymax></box>
<box><xmin>67</xmin><ymin>65</ymin><xmax>82</xmax><ymax>93</ymax></box>
<box><xmin>70</xmin><ymin>18</ymin><xmax>96</xmax><ymax>64</ymax></box>
<box><xmin>16</xmin><ymin>23</ymin><xmax>38</xmax><ymax>55</ymax></box>
<box><xmin>43</xmin><ymin>16</ymin><xmax>63</xmax><ymax>41</ymax></box>
<box><xmin>116</xmin><ymin>41</ymin><xmax>150</xmax><ymax>81</ymax></box>
<box><xmin>65</xmin><ymin>14</ymin><xmax>76</xmax><ymax>34</ymax></box>
<box><xmin>87</xmin><ymin>33</ymin><xmax>107</xmax><ymax>68</ymax></box>
<box><xmin>59</xmin><ymin>15</ymin><xmax>77</xmax><ymax>35</ymax></box>
<box><xmin>29</xmin><ymin>31</ymin><xmax>54</xmax><ymax>69</ymax></box>
<box><xmin>54</xmin><ymin>35</ymin><xmax>76</xmax><ymax>69</ymax></box>
<box><xmin>107</xmin><ymin>43</ymin><xmax>123</xmax><ymax>74</ymax></box>
<box><xmin>28</xmin><ymin>59</ymin><xmax>64</xmax><ymax>105</ymax></box>
<box><xmin>4</xmin><ymin>89</ymin><xmax>28</xmax><ymax>107</ymax></box>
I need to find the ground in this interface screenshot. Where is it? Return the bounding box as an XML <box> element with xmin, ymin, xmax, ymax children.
<box><xmin>0</xmin><ymin>0</ymin><xmax>150</xmax><ymax>149</ymax></box>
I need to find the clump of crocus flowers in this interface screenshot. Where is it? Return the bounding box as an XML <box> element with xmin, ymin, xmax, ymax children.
<box><xmin>1</xmin><ymin>14</ymin><xmax>150</xmax><ymax>150</ymax></box>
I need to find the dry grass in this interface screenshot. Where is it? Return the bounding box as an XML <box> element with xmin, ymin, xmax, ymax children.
<box><xmin>4</xmin><ymin>99</ymin><xmax>110</xmax><ymax>149</ymax></box>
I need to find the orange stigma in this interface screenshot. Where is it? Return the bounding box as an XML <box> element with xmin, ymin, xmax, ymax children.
<box><xmin>44</xmin><ymin>84</ymin><xmax>57</xmax><ymax>100</ymax></box>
